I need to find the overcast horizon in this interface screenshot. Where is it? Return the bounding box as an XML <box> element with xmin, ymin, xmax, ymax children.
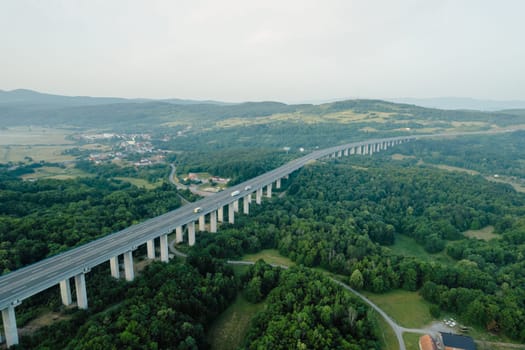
<box><xmin>2</xmin><ymin>1</ymin><xmax>525</xmax><ymax>103</ymax></box>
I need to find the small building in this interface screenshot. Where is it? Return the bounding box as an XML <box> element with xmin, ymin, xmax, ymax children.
<box><xmin>440</xmin><ymin>332</ymin><xmax>476</xmax><ymax>350</ymax></box>
<box><xmin>211</xmin><ymin>176</ymin><xmax>230</xmax><ymax>184</ymax></box>
<box><xmin>187</xmin><ymin>173</ymin><xmax>200</xmax><ymax>181</ymax></box>
<box><xmin>419</xmin><ymin>334</ymin><xmax>437</xmax><ymax>350</ymax></box>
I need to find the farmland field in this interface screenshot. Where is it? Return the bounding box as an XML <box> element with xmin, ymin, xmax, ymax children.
<box><xmin>0</xmin><ymin>126</ymin><xmax>76</xmax><ymax>163</ymax></box>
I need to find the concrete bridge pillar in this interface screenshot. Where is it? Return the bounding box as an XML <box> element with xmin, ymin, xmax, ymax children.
<box><xmin>60</xmin><ymin>278</ymin><xmax>72</xmax><ymax>306</ymax></box>
<box><xmin>210</xmin><ymin>211</ymin><xmax>217</xmax><ymax>233</ymax></box>
<box><xmin>233</xmin><ymin>199</ymin><xmax>239</xmax><ymax>213</ymax></box>
<box><xmin>266</xmin><ymin>183</ymin><xmax>272</xmax><ymax>198</ymax></box>
<box><xmin>344</xmin><ymin>148</ymin><xmax>349</xmax><ymax>156</ymax></box>
<box><xmin>217</xmin><ymin>206</ymin><xmax>224</xmax><ymax>222</ymax></box>
<box><xmin>199</xmin><ymin>215</ymin><xmax>206</xmax><ymax>231</ymax></box>
<box><xmin>243</xmin><ymin>195</ymin><xmax>250</xmax><ymax>214</ymax></box>
<box><xmin>247</xmin><ymin>192</ymin><xmax>252</xmax><ymax>203</ymax></box>
<box><xmin>256</xmin><ymin>188</ymin><xmax>262</xmax><ymax>204</ymax></box>
<box><xmin>74</xmin><ymin>273</ymin><xmax>88</xmax><ymax>309</ymax></box>
<box><xmin>228</xmin><ymin>203</ymin><xmax>235</xmax><ymax>224</ymax></box>
<box><xmin>337</xmin><ymin>150</ymin><xmax>342</xmax><ymax>157</ymax></box>
<box><xmin>175</xmin><ymin>226</ymin><xmax>183</xmax><ymax>243</ymax></box>
<box><xmin>356</xmin><ymin>146</ymin><xmax>362</xmax><ymax>154</ymax></box>
<box><xmin>123</xmin><ymin>251</ymin><xmax>134</xmax><ymax>282</ymax></box>
<box><xmin>160</xmin><ymin>234</ymin><xmax>169</xmax><ymax>262</ymax></box>
<box><xmin>350</xmin><ymin>147</ymin><xmax>355</xmax><ymax>155</ymax></box>
<box><xmin>188</xmin><ymin>222</ymin><xmax>196</xmax><ymax>246</ymax></box>
<box><xmin>110</xmin><ymin>256</ymin><xmax>119</xmax><ymax>279</ymax></box>
<box><xmin>1</xmin><ymin>305</ymin><xmax>18</xmax><ymax>348</ymax></box>
<box><xmin>370</xmin><ymin>145</ymin><xmax>374</xmax><ymax>155</ymax></box>
<box><xmin>276</xmin><ymin>178</ymin><xmax>281</xmax><ymax>189</ymax></box>
<box><xmin>147</xmin><ymin>239</ymin><xmax>155</xmax><ymax>259</ymax></box>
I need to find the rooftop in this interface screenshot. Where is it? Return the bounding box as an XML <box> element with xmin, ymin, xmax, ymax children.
<box><xmin>440</xmin><ymin>332</ymin><xmax>476</xmax><ymax>350</ymax></box>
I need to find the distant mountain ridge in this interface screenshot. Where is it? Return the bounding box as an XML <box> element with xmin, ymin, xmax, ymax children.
<box><xmin>2</xmin><ymin>88</ymin><xmax>525</xmax><ymax>131</ymax></box>
<box><xmin>0</xmin><ymin>89</ymin><xmax>231</xmax><ymax>107</ymax></box>
<box><xmin>4</xmin><ymin>89</ymin><xmax>525</xmax><ymax>111</ymax></box>
<box><xmin>387</xmin><ymin>97</ymin><xmax>525</xmax><ymax>111</ymax></box>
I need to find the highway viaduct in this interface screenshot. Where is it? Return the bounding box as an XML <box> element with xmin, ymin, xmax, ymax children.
<box><xmin>0</xmin><ymin>131</ymin><xmax>509</xmax><ymax>347</ymax></box>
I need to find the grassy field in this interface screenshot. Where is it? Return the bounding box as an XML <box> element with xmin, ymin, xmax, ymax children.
<box><xmin>20</xmin><ymin>165</ymin><xmax>91</xmax><ymax>180</ymax></box>
<box><xmin>463</xmin><ymin>226</ymin><xmax>499</xmax><ymax>241</ymax></box>
<box><xmin>18</xmin><ymin>308</ymin><xmax>72</xmax><ymax>337</ymax></box>
<box><xmin>215</xmin><ymin>109</ymin><xmax>494</xmax><ymax>133</ymax></box>
<box><xmin>114</xmin><ymin>176</ymin><xmax>163</xmax><ymax>189</ymax></box>
<box><xmin>1</xmin><ymin>145</ymin><xmax>76</xmax><ymax>163</ymax></box>
<box><xmin>242</xmin><ymin>249</ymin><xmax>295</xmax><ymax>267</ymax></box>
<box><xmin>390</xmin><ymin>234</ymin><xmax>454</xmax><ymax>266</ymax></box>
<box><xmin>391</xmin><ymin>153</ymin><xmax>416</xmax><ymax>161</ymax></box>
<box><xmin>0</xmin><ymin>126</ymin><xmax>74</xmax><ymax>145</ymax></box>
<box><xmin>206</xmin><ymin>294</ymin><xmax>266</xmax><ymax>350</ymax></box>
<box><xmin>374</xmin><ymin>311</ymin><xmax>400</xmax><ymax>350</ymax></box>
<box><xmin>476</xmin><ymin>341</ymin><xmax>525</xmax><ymax>350</ymax></box>
<box><xmin>402</xmin><ymin>332</ymin><xmax>422</xmax><ymax>350</ymax></box>
<box><xmin>488</xmin><ymin>176</ymin><xmax>525</xmax><ymax>193</ymax></box>
<box><xmin>0</xmin><ymin>126</ymin><xmax>77</xmax><ymax>163</ymax></box>
<box><xmin>362</xmin><ymin>289</ymin><xmax>433</xmax><ymax>329</ymax></box>
<box><xmin>464</xmin><ymin>323</ymin><xmax>524</xmax><ymax>347</ymax></box>
<box><xmin>432</xmin><ymin>164</ymin><xmax>480</xmax><ymax>175</ymax></box>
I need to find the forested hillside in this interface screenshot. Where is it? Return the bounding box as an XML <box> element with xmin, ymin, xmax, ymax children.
<box><xmin>0</xmin><ymin>170</ymin><xmax>182</xmax><ymax>273</ymax></box>
<box><xmin>242</xmin><ymin>263</ymin><xmax>380</xmax><ymax>349</ymax></box>
<box><xmin>194</xmin><ymin>154</ymin><xmax>525</xmax><ymax>342</ymax></box>
<box><xmin>19</xmin><ymin>257</ymin><xmax>238</xmax><ymax>349</ymax></box>
<box><xmin>2</xmin><ymin>90</ymin><xmax>525</xmax><ymax>133</ymax></box>
<box><xmin>394</xmin><ymin>131</ymin><xmax>525</xmax><ymax>178</ymax></box>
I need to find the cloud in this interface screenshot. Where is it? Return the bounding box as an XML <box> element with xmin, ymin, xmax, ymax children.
<box><xmin>1</xmin><ymin>0</ymin><xmax>524</xmax><ymax>101</ymax></box>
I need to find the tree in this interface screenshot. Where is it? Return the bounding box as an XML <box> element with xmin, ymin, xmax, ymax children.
<box><xmin>349</xmin><ymin>269</ymin><xmax>364</xmax><ymax>290</ymax></box>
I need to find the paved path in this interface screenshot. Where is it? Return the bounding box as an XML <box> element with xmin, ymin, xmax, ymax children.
<box><xmin>169</xmin><ymin>238</ymin><xmax>525</xmax><ymax>350</ymax></box>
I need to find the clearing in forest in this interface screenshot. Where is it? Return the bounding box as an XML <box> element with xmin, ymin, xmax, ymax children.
<box><xmin>207</xmin><ymin>294</ymin><xmax>266</xmax><ymax>350</ymax></box>
<box><xmin>463</xmin><ymin>226</ymin><xmax>499</xmax><ymax>241</ymax></box>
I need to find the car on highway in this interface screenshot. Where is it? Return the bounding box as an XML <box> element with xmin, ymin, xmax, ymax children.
<box><xmin>193</xmin><ymin>207</ymin><xmax>202</xmax><ymax>213</ymax></box>
<box><xmin>231</xmin><ymin>190</ymin><xmax>240</xmax><ymax>197</ymax></box>
<box><xmin>244</xmin><ymin>185</ymin><xmax>252</xmax><ymax>191</ymax></box>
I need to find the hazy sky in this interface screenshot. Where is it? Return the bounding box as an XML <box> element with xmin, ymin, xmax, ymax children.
<box><xmin>1</xmin><ymin>0</ymin><xmax>524</xmax><ymax>102</ymax></box>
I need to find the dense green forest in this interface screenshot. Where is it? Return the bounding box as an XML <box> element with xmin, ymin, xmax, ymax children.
<box><xmin>193</xmin><ymin>154</ymin><xmax>525</xmax><ymax>342</ymax></box>
<box><xmin>2</xmin><ymin>118</ymin><xmax>525</xmax><ymax>347</ymax></box>
<box><xmin>171</xmin><ymin>148</ymin><xmax>297</xmax><ymax>185</ymax></box>
<box><xmin>394</xmin><ymin>131</ymin><xmax>525</xmax><ymax>177</ymax></box>
<box><xmin>14</xmin><ymin>256</ymin><xmax>381</xmax><ymax>350</ymax></box>
<box><xmin>17</xmin><ymin>256</ymin><xmax>238</xmax><ymax>349</ymax></box>
<box><xmin>0</xmin><ymin>169</ymin><xmax>182</xmax><ymax>273</ymax></box>
<box><xmin>241</xmin><ymin>262</ymin><xmax>380</xmax><ymax>349</ymax></box>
